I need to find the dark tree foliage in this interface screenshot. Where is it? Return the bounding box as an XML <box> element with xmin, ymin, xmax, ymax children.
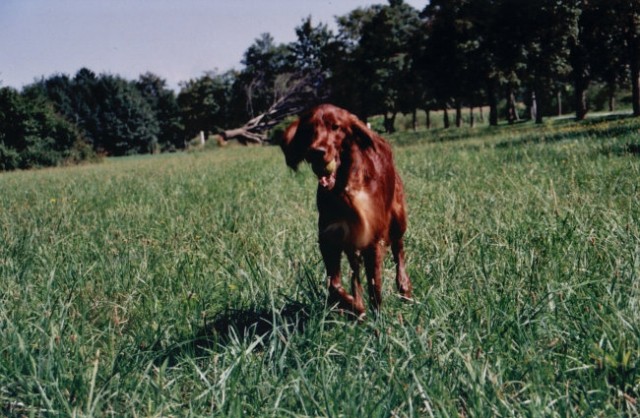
<box><xmin>420</xmin><ymin>0</ymin><xmax>478</xmax><ymax>127</ymax></box>
<box><xmin>328</xmin><ymin>5</ymin><xmax>381</xmax><ymax>118</ymax></box>
<box><xmin>26</xmin><ymin>69</ymin><xmax>161</xmax><ymax>156</ymax></box>
<box><xmin>290</xmin><ymin>16</ymin><xmax>334</xmax><ymax>74</ymax></box>
<box><xmin>91</xmin><ymin>74</ymin><xmax>160</xmax><ymax>155</ymax></box>
<box><xmin>518</xmin><ymin>1</ymin><xmax>577</xmax><ymax>123</ymax></box>
<box><xmin>136</xmin><ymin>73</ymin><xmax>185</xmax><ymax>151</ymax></box>
<box><xmin>326</xmin><ymin>1</ymin><xmax>422</xmax><ymax>130</ymax></box>
<box><xmin>569</xmin><ymin>1</ymin><xmax>596</xmax><ymax>121</ymax></box>
<box><xmin>239</xmin><ymin>33</ymin><xmax>295</xmax><ymax>118</ymax></box>
<box><xmin>357</xmin><ymin>0</ymin><xmax>421</xmax><ymax>131</ymax></box>
<box><xmin>178</xmin><ymin>71</ymin><xmax>235</xmax><ymax>140</ymax></box>
<box><xmin>0</xmin><ymin>87</ymin><xmax>86</xmax><ymax>170</ymax></box>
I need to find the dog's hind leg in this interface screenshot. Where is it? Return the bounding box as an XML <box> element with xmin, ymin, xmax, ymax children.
<box><xmin>347</xmin><ymin>251</ymin><xmax>365</xmax><ymax>315</ymax></box>
<box><xmin>363</xmin><ymin>245</ymin><xmax>384</xmax><ymax>312</ymax></box>
<box><xmin>391</xmin><ymin>237</ymin><xmax>412</xmax><ymax>300</ymax></box>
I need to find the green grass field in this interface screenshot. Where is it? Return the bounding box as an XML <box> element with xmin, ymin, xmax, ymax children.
<box><xmin>1</xmin><ymin>116</ymin><xmax>639</xmax><ymax>416</ymax></box>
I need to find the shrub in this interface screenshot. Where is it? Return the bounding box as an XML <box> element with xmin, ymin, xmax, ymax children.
<box><xmin>0</xmin><ymin>87</ymin><xmax>98</xmax><ymax>171</ymax></box>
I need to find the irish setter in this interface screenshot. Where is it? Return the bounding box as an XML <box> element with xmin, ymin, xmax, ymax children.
<box><xmin>281</xmin><ymin>104</ymin><xmax>412</xmax><ymax>316</ymax></box>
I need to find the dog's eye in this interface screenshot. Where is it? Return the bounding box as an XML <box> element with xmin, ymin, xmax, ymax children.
<box><xmin>331</xmin><ymin>124</ymin><xmax>339</xmax><ymax>131</ymax></box>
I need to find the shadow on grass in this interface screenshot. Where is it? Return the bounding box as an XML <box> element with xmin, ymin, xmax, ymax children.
<box><xmin>599</xmin><ymin>142</ymin><xmax>640</xmax><ymax>157</ymax></box>
<box><xmin>202</xmin><ymin>299</ymin><xmax>311</xmax><ymax>345</ymax></box>
<box><xmin>628</xmin><ymin>143</ymin><xmax>640</xmax><ymax>155</ymax></box>
<box><xmin>495</xmin><ymin>113</ymin><xmax>640</xmax><ymax>149</ymax></box>
<box><xmin>155</xmin><ymin>300</ymin><xmax>313</xmax><ymax>365</ymax></box>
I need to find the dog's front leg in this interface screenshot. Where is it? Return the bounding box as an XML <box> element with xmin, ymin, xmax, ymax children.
<box><xmin>363</xmin><ymin>245</ymin><xmax>384</xmax><ymax>312</ymax></box>
<box><xmin>320</xmin><ymin>239</ymin><xmax>362</xmax><ymax>315</ymax></box>
<box><xmin>347</xmin><ymin>251</ymin><xmax>365</xmax><ymax>315</ymax></box>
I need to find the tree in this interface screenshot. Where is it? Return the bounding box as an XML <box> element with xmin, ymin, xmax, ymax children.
<box><xmin>26</xmin><ymin>69</ymin><xmax>161</xmax><ymax>155</ymax></box>
<box><xmin>329</xmin><ymin>5</ymin><xmax>383</xmax><ymax>118</ymax></box>
<box><xmin>91</xmin><ymin>75</ymin><xmax>160</xmax><ymax>155</ymax></box>
<box><xmin>569</xmin><ymin>1</ymin><xmax>596</xmax><ymax>120</ymax></box>
<box><xmin>136</xmin><ymin>73</ymin><xmax>184</xmax><ymax>151</ymax></box>
<box><xmin>239</xmin><ymin>33</ymin><xmax>294</xmax><ymax>118</ymax></box>
<box><xmin>626</xmin><ymin>2</ymin><xmax>640</xmax><ymax>116</ymax></box>
<box><xmin>290</xmin><ymin>16</ymin><xmax>334</xmax><ymax>74</ymax></box>
<box><xmin>0</xmin><ymin>87</ymin><xmax>87</xmax><ymax>170</ymax></box>
<box><xmin>177</xmin><ymin>71</ymin><xmax>234</xmax><ymax>140</ymax></box>
<box><xmin>420</xmin><ymin>0</ymin><xmax>479</xmax><ymax>127</ymax></box>
<box><xmin>336</xmin><ymin>0</ymin><xmax>421</xmax><ymax>131</ymax></box>
<box><xmin>220</xmin><ymin>71</ymin><xmax>325</xmax><ymax>144</ymax></box>
<box><xmin>496</xmin><ymin>0</ymin><xmax>577</xmax><ymax>123</ymax></box>
<box><xmin>217</xmin><ymin>26</ymin><xmax>329</xmax><ymax>144</ymax></box>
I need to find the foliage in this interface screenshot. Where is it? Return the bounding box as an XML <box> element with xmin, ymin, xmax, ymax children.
<box><xmin>1</xmin><ymin>116</ymin><xmax>639</xmax><ymax>415</ymax></box>
<box><xmin>239</xmin><ymin>33</ymin><xmax>295</xmax><ymax>118</ymax></box>
<box><xmin>136</xmin><ymin>73</ymin><xmax>184</xmax><ymax>152</ymax></box>
<box><xmin>290</xmin><ymin>16</ymin><xmax>334</xmax><ymax>74</ymax></box>
<box><xmin>0</xmin><ymin>87</ymin><xmax>91</xmax><ymax>170</ymax></box>
<box><xmin>355</xmin><ymin>0</ymin><xmax>421</xmax><ymax>124</ymax></box>
<box><xmin>25</xmin><ymin>69</ymin><xmax>163</xmax><ymax>156</ymax></box>
<box><xmin>178</xmin><ymin>71</ymin><xmax>235</xmax><ymax>139</ymax></box>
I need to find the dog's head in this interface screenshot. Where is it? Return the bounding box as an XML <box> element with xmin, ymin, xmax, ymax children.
<box><xmin>280</xmin><ymin>104</ymin><xmax>376</xmax><ymax>190</ymax></box>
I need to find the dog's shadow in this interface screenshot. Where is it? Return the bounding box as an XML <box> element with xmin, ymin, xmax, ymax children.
<box><xmin>204</xmin><ymin>299</ymin><xmax>311</xmax><ymax>344</ymax></box>
<box><xmin>157</xmin><ymin>299</ymin><xmax>313</xmax><ymax>365</ymax></box>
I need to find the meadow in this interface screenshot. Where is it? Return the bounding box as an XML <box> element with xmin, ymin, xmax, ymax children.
<box><xmin>1</xmin><ymin>115</ymin><xmax>639</xmax><ymax>416</ymax></box>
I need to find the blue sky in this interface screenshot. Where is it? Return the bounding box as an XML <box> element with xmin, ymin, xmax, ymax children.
<box><xmin>1</xmin><ymin>0</ymin><xmax>427</xmax><ymax>90</ymax></box>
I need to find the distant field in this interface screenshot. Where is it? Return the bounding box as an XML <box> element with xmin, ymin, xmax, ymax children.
<box><xmin>1</xmin><ymin>116</ymin><xmax>639</xmax><ymax>416</ymax></box>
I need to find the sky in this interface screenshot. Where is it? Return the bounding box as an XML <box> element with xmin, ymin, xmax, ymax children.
<box><xmin>0</xmin><ymin>0</ymin><xmax>427</xmax><ymax>91</ymax></box>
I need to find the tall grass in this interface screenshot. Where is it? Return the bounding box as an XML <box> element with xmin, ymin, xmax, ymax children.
<box><xmin>1</xmin><ymin>116</ymin><xmax>639</xmax><ymax>416</ymax></box>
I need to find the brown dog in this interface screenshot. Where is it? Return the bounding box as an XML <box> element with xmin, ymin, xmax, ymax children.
<box><xmin>281</xmin><ymin>104</ymin><xmax>412</xmax><ymax>316</ymax></box>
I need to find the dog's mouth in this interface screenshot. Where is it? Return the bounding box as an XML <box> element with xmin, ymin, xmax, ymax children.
<box><xmin>311</xmin><ymin>158</ymin><xmax>338</xmax><ymax>190</ymax></box>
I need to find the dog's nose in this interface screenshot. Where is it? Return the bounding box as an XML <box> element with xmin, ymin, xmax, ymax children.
<box><xmin>307</xmin><ymin>147</ymin><xmax>327</xmax><ymax>162</ymax></box>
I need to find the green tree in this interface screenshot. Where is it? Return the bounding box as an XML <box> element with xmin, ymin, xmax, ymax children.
<box><xmin>603</xmin><ymin>0</ymin><xmax>640</xmax><ymax>116</ymax></box>
<box><xmin>586</xmin><ymin>2</ymin><xmax>626</xmax><ymax>112</ymax></box>
<box><xmin>177</xmin><ymin>71</ymin><xmax>234</xmax><ymax>140</ymax></box>
<box><xmin>625</xmin><ymin>1</ymin><xmax>640</xmax><ymax>116</ymax></box>
<box><xmin>569</xmin><ymin>0</ymin><xmax>597</xmax><ymax>120</ymax></box>
<box><xmin>333</xmin><ymin>0</ymin><xmax>420</xmax><ymax>130</ymax></box>
<box><xmin>239</xmin><ymin>33</ymin><xmax>294</xmax><ymax>117</ymax></box>
<box><xmin>328</xmin><ymin>6</ymin><xmax>381</xmax><ymax>118</ymax></box>
<box><xmin>523</xmin><ymin>1</ymin><xmax>577</xmax><ymax>123</ymax></box>
<box><xmin>420</xmin><ymin>0</ymin><xmax>481</xmax><ymax>127</ymax></box>
<box><xmin>136</xmin><ymin>72</ymin><xmax>184</xmax><ymax>151</ymax></box>
<box><xmin>0</xmin><ymin>87</ymin><xmax>86</xmax><ymax>170</ymax></box>
<box><xmin>290</xmin><ymin>16</ymin><xmax>334</xmax><ymax>74</ymax></box>
<box><xmin>27</xmin><ymin>69</ymin><xmax>160</xmax><ymax>155</ymax></box>
<box><xmin>91</xmin><ymin>74</ymin><xmax>160</xmax><ymax>155</ymax></box>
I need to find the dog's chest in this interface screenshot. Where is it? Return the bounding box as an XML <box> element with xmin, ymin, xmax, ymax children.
<box><xmin>321</xmin><ymin>187</ymin><xmax>377</xmax><ymax>249</ymax></box>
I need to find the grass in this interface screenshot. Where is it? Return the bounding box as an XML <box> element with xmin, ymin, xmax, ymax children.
<box><xmin>1</xmin><ymin>115</ymin><xmax>639</xmax><ymax>416</ymax></box>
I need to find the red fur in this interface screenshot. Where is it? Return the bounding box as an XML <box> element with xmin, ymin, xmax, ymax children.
<box><xmin>281</xmin><ymin>104</ymin><xmax>412</xmax><ymax>316</ymax></box>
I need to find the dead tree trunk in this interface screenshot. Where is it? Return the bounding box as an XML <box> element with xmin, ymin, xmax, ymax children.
<box><xmin>383</xmin><ymin>111</ymin><xmax>397</xmax><ymax>134</ymax></box>
<box><xmin>443</xmin><ymin>105</ymin><xmax>450</xmax><ymax>129</ymax></box>
<box><xmin>487</xmin><ymin>80</ymin><xmax>498</xmax><ymax>126</ymax></box>
<box><xmin>412</xmin><ymin>108</ymin><xmax>417</xmax><ymax>131</ymax></box>
<box><xmin>221</xmin><ymin>72</ymin><xmax>324</xmax><ymax>145</ymax></box>
<box><xmin>506</xmin><ymin>85</ymin><xmax>519</xmax><ymax>124</ymax></box>
<box><xmin>557</xmin><ymin>90</ymin><xmax>563</xmax><ymax>116</ymax></box>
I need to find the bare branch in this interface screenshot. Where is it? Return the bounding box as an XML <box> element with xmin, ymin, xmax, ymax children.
<box><xmin>221</xmin><ymin>71</ymin><xmax>326</xmax><ymax>145</ymax></box>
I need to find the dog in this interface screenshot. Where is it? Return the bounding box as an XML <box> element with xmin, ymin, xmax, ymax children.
<box><xmin>280</xmin><ymin>104</ymin><xmax>412</xmax><ymax>316</ymax></box>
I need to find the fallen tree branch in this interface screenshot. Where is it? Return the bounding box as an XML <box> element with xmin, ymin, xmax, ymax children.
<box><xmin>221</xmin><ymin>71</ymin><xmax>325</xmax><ymax>145</ymax></box>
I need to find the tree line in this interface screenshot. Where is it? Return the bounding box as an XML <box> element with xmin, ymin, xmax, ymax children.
<box><xmin>1</xmin><ymin>0</ymin><xmax>638</xmax><ymax>170</ymax></box>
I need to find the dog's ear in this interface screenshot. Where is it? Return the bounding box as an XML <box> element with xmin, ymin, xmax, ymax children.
<box><xmin>281</xmin><ymin>119</ymin><xmax>298</xmax><ymax>149</ymax></box>
<box><xmin>349</xmin><ymin>114</ymin><xmax>377</xmax><ymax>151</ymax></box>
<box><xmin>280</xmin><ymin>119</ymin><xmax>309</xmax><ymax>170</ymax></box>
